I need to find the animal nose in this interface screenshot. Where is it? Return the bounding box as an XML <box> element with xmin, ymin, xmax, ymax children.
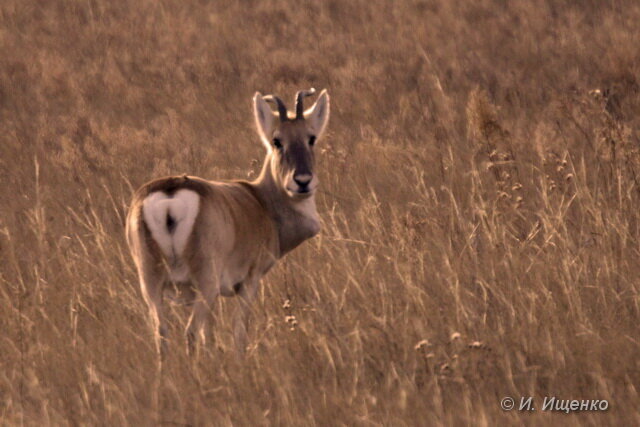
<box><xmin>294</xmin><ymin>174</ymin><xmax>312</xmax><ymax>189</ymax></box>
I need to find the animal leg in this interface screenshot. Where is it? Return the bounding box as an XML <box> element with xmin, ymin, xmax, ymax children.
<box><xmin>186</xmin><ymin>266</ymin><xmax>219</xmax><ymax>356</ymax></box>
<box><xmin>138</xmin><ymin>264</ymin><xmax>167</xmax><ymax>359</ymax></box>
<box><xmin>233</xmin><ymin>278</ymin><xmax>260</xmax><ymax>354</ymax></box>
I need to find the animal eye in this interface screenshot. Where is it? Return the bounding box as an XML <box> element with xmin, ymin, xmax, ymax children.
<box><xmin>273</xmin><ymin>138</ymin><xmax>282</xmax><ymax>149</ymax></box>
<box><xmin>308</xmin><ymin>136</ymin><xmax>316</xmax><ymax>146</ymax></box>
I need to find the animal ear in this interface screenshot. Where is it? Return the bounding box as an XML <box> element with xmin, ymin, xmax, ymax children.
<box><xmin>304</xmin><ymin>89</ymin><xmax>330</xmax><ymax>138</ymax></box>
<box><xmin>253</xmin><ymin>92</ymin><xmax>276</xmax><ymax>147</ymax></box>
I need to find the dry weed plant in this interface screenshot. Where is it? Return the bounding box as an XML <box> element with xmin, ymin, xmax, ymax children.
<box><xmin>1</xmin><ymin>0</ymin><xmax>640</xmax><ymax>425</ymax></box>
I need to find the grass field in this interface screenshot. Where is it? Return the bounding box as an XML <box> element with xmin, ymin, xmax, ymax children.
<box><xmin>1</xmin><ymin>0</ymin><xmax>640</xmax><ymax>425</ymax></box>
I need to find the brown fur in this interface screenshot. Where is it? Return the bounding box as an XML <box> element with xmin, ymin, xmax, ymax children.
<box><xmin>125</xmin><ymin>90</ymin><xmax>329</xmax><ymax>357</ymax></box>
<box><xmin>126</xmin><ymin>174</ymin><xmax>282</xmax><ymax>355</ymax></box>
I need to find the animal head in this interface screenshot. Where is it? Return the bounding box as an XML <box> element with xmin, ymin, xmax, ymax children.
<box><xmin>253</xmin><ymin>88</ymin><xmax>330</xmax><ymax>199</ymax></box>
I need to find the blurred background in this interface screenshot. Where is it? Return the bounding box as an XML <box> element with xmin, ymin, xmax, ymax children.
<box><xmin>1</xmin><ymin>0</ymin><xmax>639</xmax><ymax>424</ymax></box>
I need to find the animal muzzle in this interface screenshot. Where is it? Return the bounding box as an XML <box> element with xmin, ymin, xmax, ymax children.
<box><xmin>287</xmin><ymin>173</ymin><xmax>315</xmax><ymax>196</ymax></box>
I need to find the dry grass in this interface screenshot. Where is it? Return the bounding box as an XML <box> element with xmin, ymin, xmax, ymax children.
<box><xmin>1</xmin><ymin>0</ymin><xmax>640</xmax><ymax>425</ymax></box>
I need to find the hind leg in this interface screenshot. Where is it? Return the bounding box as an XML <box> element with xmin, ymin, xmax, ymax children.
<box><xmin>185</xmin><ymin>262</ymin><xmax>220</xmax><ymax>356</ymax></box>
<box><xmin>127</xmin><ymin>216</ymin><xmax>168</xmax><ymax>361</ymax></box>
<box><xmin>138</xmin><ymin>263</ymin><xmax>167</xmax><ymax>359</ymax></box>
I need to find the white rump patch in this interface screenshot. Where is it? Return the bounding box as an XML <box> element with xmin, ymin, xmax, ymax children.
<box><xmin>142</xmin><ymin>189</ymin><xmax>200</xmax><ymax>262</ymax></box>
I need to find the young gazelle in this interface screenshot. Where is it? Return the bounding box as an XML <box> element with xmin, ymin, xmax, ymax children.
<box><xmin>126</xmin><ymin>89</ymin><xmax>329</xmax><ymax>355</ymax></box>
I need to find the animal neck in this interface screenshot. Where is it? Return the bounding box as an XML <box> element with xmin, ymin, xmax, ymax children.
<box><xmin>251</xmin><ymin>151</ymin><xmax>320</xmax><ymax>257</ymax></box>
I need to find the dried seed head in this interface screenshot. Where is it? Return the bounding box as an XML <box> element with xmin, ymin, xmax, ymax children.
<box><xmin>414</xmin><ymin>339</ymin><xmax>430</xmax><ymax>351</ymax></box>
<box><xmin>514</xmin><ymin>196</ymin><xmax>524</xmax><ymax>209</ymax></box>
<box><xmin>285</xmin><ymin>315</ymin><xmax>298</xmax><ymax>331</ymax></box>
<box><xmin>589</xmin><ymin>88</ymin><xmax>602</xmax><ymax>98</ymax></box>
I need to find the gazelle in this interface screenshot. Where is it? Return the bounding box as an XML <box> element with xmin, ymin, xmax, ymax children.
<box><xmin>125</xmin><ymin>88</ymin><xmax>329</xmax><ymax>356</ymax></box>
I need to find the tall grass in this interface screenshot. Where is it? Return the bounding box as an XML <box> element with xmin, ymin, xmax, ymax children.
<box><xmin>1</xmin><ymin>0</ymin><xmax>639</xmax><ymax>424</ymax></box>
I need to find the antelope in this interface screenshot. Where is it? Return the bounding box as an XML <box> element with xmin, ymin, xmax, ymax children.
<box><xmin>125</xmin><ymin>88</ymin><xmax>329</xmax><ymax>356</ymax></box>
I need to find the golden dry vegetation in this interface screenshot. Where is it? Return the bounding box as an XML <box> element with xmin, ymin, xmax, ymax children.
<box><xmin>1</xmin><ymin>0</ymin><xmax>640</xmax><ymax>425</ymax></box>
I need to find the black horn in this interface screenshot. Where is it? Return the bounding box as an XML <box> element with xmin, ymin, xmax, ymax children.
<box><xmin>295</xmin><ymin>88</ymin><xmax>316</xmax><ymax>120</ymax></box>
<box><xmin>263</xmin><ymin>95</ymin><xmax>288</xmax><ymax>121</ymax></box>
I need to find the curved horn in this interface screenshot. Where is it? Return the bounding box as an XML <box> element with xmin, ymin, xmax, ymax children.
<box><xmin>263</xmin><ymin>95</ymin><xmax>288</xmax><ymax>121</ymax></box>
<box><xmin>295</xmin><ymin>88</ymin><xmax>316</xmax><ymax>119</ymax></box>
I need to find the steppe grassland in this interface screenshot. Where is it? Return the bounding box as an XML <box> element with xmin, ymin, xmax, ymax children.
<box><xmin>1</xmin><ymin>0</ymin><xmax>639</xmax><ymax>425</ymax></box>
